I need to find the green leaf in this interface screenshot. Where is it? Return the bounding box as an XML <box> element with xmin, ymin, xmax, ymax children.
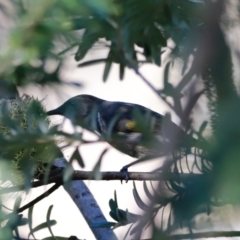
<box><xmin>28</xmin><ymin>220</ymin><xmax>57</xmax><ymax>238</ymax></box>
<box><xmin>75</xmin><ymin>31</ymin><xmax>99</xmax><ymax>61</ymax></box>
<box><xmin>17</xmin><ymin>217</ymin><xmax>28</xmax><ymax>226</ymax></box>
<box><xmin>169</xmin><ymin>180</ymin><xmax>184</xmax><ymax>193</ymax></box>
<box><xmin>143</xmin><ymin>181</ymin><xmax>155</xmax><ymax>202</ymax></box>
<box><xmin>70</xmin><ymin>147</ymin><xmax>84</xmax><ymax>168</ymax></box>
<box><xmin>162</xmin><ymin>61</ymin><xmax>176</xmax><ymax>96</ymax></box>
<box><xmin>132</xmin><ymin>182</ymin><xmax>149</xmax><ymax>211</ymax></box>
<box><xmin>199</xmin><ymin>121</ymin><xmax>208</xmax><ymax>135</ymax></box>
<box><xmin>119</xmin><ymin>63</ymin><xmax>125</xmax><ymax>80</ymax></box>
<box><xmin>109</xmin><ymin>210</ymin><xmax>119</xmax><ymax>222</ymax></box>
<box><xmin>103</xmin><ymin>60</ymin><xmax>112</xmax><ymax>82</ymax></box>
<box><xmin>151</xmin><ymin>45</ymin><xmax>161</xmax><ymax>66</ymax></box>
<box><xmin>13</xmin><ymin>197</ymin><xmax>22</xmax><ymax>211</ymax></box>
<box><xmin>114</xmin><ymin>190</ymin><xmax>118</xmax><ymax>209</ymax></box>
<box><xmin>63</xmin><ymin>163</ymin><xmax>74</xmax><ymax>184</ymax></box>
<box><xmin>28</xmin><ymin>206</ymin><xmax>36</xmax><ymax>240</ymax></box>
<box><xmin>91</xmin><ymin>221</ymin><xmax>116</xmax><ymax>228</ymax></box>
<box><xmin>7</xmin><ymin>214</ymin><xmax>22</xmax><ymax>228</ymax></box>
<box><xmin>109</xmin><ymin>199</ymin><xmax>117</xmax><ymax>211</ymax></box>
<box><xmin>46</xmin><ymin>205</ymin><xmax>57</xmax><ymax>240</ymax></box>
<box><xmin>78</xmin><ymin>58</ymin><xmax>107</xmax><ymax>67</ymax></box>
<box><xmin>91</xmin><ymin>148</ymin><xmax>108</xmax><ymax>180</ymax></box>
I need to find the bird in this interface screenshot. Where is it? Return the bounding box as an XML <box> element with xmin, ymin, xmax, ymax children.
<box><xmin>47</xmin><ymin>94</ymin><xmax>201</xmax><ymax>177</ymax></box>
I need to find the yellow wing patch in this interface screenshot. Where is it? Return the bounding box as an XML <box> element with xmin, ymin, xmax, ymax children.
<box><xmin>125</xmin><ymin>120</ymin><xmax>137</xmax><ymax>131</ymax></box>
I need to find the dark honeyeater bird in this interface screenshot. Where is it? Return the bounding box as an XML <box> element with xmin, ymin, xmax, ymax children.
<box><xmin>47</xmin><ymin>95</ymin><xmax>203</xmax><ymax>175</ymax></box>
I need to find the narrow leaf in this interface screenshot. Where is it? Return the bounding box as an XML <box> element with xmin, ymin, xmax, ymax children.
<box><xmin>91</xmin><ymin>221</ymin><xmax>116</xmax><ymax>228</ymax></box>
<box><xmin>119</xmin><ymin>63</ymin><xmax>125</xmax><ymax>80</ymax></box>
<box><xmin>29</xmin><ymin>220</ymin><xmax>57</xmax><ymax>238</ymax></box>
<box><xmin>70</xmin><ymin>147</ymin><xmax>84</xmax><ymax>168</ymax></box>
<box><xmin>13</xmin><ymin>197</ymin><xmax>22</xmax><ymax>211</ymax></box>
<box><xmin>132</xmin><ymin>182</ymin><xmax>149</xmax><ymax>211</ymax></box>
<box><xmin>199</xmin><ymin>121</ymin><xmax>208</xmax><ymax>135</ymax></box>
<box><xmin>143</xmin><ymin>181</ymin><xmax>155</xmax><ymax>202</ymax></box>
<box><xmin>78</xmin><ymin>58</ymin><xmax>107</xmax><ymax>67</ymax></box>
<box><xmin>103</xmin><ymin>60</ymin><xmax>112</xmax><ymax>82</ymax></box>
<box><xmin>63</xmin><ymin>163</ymin><xmax>74</xmax><ymax>183</ymax></box>
<box><xmin>109</xmin><ymin>199</ymin><xmax>117</xmax><ymax>211</ymax></box>
<box><xmin>28</xmin><ymin>206</ymin><xmax>36</xmax><ymax>240</ymax></box>
<box><xmin>46</xmin><ymin>205</ymin><xmax>56</xmax><ymax>240</ymax></box>
<box><xmin>91</xmin><ymin>148</ymin><xmax>108</xmax><ymax>180</ymax></box>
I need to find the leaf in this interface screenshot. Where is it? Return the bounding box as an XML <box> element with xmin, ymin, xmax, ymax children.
<box><xmin>143</xmin><ymin>181</ymin><xmax>155</xmax><ymax>202</ymax></box>
<box><xmin>13</xmin><ymin>197</ymin><xmax>22</xmax><ymax>211</ymax></box>
<box><xmin>7</xmin><ymin>214</ymin><xmax>22</xmax><ymax>228</ymax></box>
<box><xmin>119</xmin><ymin>63</ymin><xmax>125</xmax><ymax>80</ymax></box>
<box><xmin>168</xmin><ymin>180</ymin><xmax>184</xmax><ymax>194</ymax></box>
<box><xmin>114</xmin><ymin>190</ymin><xmax>118</xmax><ymax>209</ymax></box>
<box><xmin>109</xmin><ymin>199</ymin><xmax>117</xmax><ymax>211</ymax></box>
<box><xmin>109</xmin><ymin>191</ymin><xmax>123</xmax><ymax>222</ymax></box>
<box><xmin>103</xmin><ymin>60</ymin><xmax>112</xmax><ymax>82</ymax></box>
<box><xmin>28</xmin><ymin>220</ymin><xmax>57</xmax><ymax>238</ymax></box>
<box><xmin>132</xmin><ymin>182</ymin><xmax>149</xmax><ymax>211</ymax></box>
<box><xmin>151</xmin><ymin>45</ymin><xmax>161</xmax><ymax>66</ymax></box>
<box><xmin>1</xmin><ymin>101</ymin><xmax>19</xmax><ymax>133</ymax></box>
<box><xmin>78</xmin><ymin>58</ymin><xmax>107</xmax><ymax>67</ymax></box>
<box><xmin>46</xmin><ymin>205</ymin><xmax>57</xmax><ymax>240</ymax></box>
<box><xmin>63</xmin><ymin>163</ymin><xmax>74</xmax><ymax>184</ymax></box>
<box><xmin>17</xmin><ymin>217</ymin><xmax>28</xmax><ymax>226</ymax></box>
<box><xmin>109</xmin><ymin>210</ymin><xmax>119</xmax><ymax>222</ymax></box>
<box><xmin>117</xmin><ymin>209</ymin><xmax>127</xmax><ymax>222</ymax></box>
<box><xmin>106</xmin><ymin>112</ymin><xmax>122</xmax><ymax>137</ymax></box>
<box><xmin>70</xmin><ymin>147</ymin><xmax>84</xmax><ymax>168</ymax></box>
<box><xmin>28</xmin><ymin>206</ymin><xmax>36</xmax><ymax>240</ymax></box>
<box><xmin>75</xmin><ymin>31</ymin><xmax>99</xmax><ymax>61</ymax></box>
<box><xmin>91</xmin><ymin>148</ymin><xmax>108</xmax><ymax>180</ymax></box>
<box><xmin>199</xmin><ymin>121</ymin><xmax>208</xmax><ymax>135</ymax></box>
<box><xmin>164</xmin><ymin>62</ymin><xmax>171</xmax><ymax>88</ymax></box>
<box><xmin>123</xmin><ymin>223</ymin><xmax>134</xmax><ymax>240</ymax></box>
<box><xmin>91</xmin><ymin>221</ymin><xmax>116</xmax><ymax>228</ymax></box>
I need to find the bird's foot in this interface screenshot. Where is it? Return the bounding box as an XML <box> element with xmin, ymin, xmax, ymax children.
<box><xmin>120</xmin><ymin>165</ymin><xmax>130</xmax><ymax>183</ymax></box>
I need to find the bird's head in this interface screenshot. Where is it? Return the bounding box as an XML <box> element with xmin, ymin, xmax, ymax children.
<box><xmin>47</xmin><ymin>94</ymin><xmax>103</xmax><ymax>123</ymax></box>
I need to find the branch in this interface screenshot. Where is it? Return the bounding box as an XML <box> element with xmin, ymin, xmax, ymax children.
<box><xmin>131</xmin><ymin>66</ymin><xmax>175</xmax><ymax>113</ymax></box>
<box><xmin>0</xmin><ymin>171</ymin><xmax>207</xmax><ymax>194</ymax></box>
<box><xmin>54</xmin><ymin>158</ymin><xmax>117</xmax><ymax>240</ymax></box>
<box><xmin>72</xmin><ymin>171</ymin><xmax>206</xmax><ymax>181</ymax></box>
<box><xmin>17</xmin><ymin>183</ymin><xmax>61</xmax><ymax>213</ymax></box>
<box><xmin>144</xmin><ymin>231</ymin><xmax>240</xmax><ymax>240</ymax></box>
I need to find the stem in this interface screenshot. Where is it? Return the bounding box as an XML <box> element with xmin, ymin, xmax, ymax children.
<box><xmin>17</xmin><ymin>183</ymin><xmax>61</xmax><ymax>213</ymax></box>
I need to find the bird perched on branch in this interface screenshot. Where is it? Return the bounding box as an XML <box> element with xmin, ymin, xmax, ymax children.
<box><xmin>47</xmin><ymin>94</ymin><xmax>201</xmax><ymax>176</ymax></box>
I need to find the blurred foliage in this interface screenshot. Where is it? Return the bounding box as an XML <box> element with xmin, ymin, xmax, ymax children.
<box><xmin>0</xmin><ymin>95</ymin><xmax>59</xmax><ymax>185</ymax></box>
<box><xmin>0</xmin><ymin>0</ymin><xmax>205</xmax><ymax>85</ymax></box>
<box><xmin>0</xmin><ymin>0</ymin><xmax>240</xmax><ymax>239</ymax></box>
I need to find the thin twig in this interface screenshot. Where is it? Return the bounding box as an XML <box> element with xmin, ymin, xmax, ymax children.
<box><xmin>143</xmin><ymin>231</ymin><xmax>240</xmax><ymax>240</ymax></box>
<box><xmin>17</xmin><ymin>183</ymin><xmax>61</xmax><ymax>213</ymax></box>
<box><xmin>133</xmin><ymin>67</ymin><xmax>175</xmax><ymax>112</ymax></box>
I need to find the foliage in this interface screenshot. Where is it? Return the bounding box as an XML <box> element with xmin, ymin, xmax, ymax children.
<box><xmin>0</xmin><ymin>0</ymin><xmax>240</xmax><ymax>239</ymax></box>
<box><xmin>0</xmin><ymin>95</ymin><xmax>58</xmax><ymax>185</ymax></box>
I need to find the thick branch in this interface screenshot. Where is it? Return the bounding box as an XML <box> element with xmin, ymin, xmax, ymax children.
<box><xmin>54</xmin><ymin>158</ymin><xmax>117</xmax><ymax>240</ymax></box>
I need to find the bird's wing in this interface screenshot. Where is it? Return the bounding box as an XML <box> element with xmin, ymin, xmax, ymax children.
<box><xmin>97</xmin><ymin>101</ymin><xmax>164</xmax><ymax>135</ymax></box>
